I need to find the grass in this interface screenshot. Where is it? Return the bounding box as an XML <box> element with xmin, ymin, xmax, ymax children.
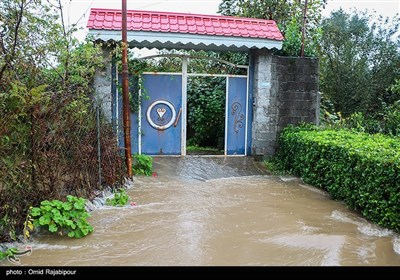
<box><xmin>186</xmin><ymin>145</ymin><xmax>220</xmax><ymax>152</ymax></box>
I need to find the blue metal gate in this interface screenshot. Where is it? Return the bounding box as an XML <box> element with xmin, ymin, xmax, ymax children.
<box><xmin>140</xmin><ymin>74</ymin><xmax>182</xmax><ymax>155</ymax></box>
<box><xmin>113</xmin><ymin>59</ymin><xmax>250</xmax><ymax>156</ymax></box>
<box><xmin>226</xmin><ymin>77</ymin><xmax>247</xmax><ymax>155</ymax></box>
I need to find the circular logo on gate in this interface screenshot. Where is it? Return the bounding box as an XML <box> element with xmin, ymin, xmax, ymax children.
<box><xmin>146</xmin><ymin>100</ymin><xmax>177</xmax><ymax>130</ymax></box>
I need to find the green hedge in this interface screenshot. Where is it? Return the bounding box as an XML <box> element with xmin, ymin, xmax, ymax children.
<box><xmin>276</xmin><ymin>125</ymin><xmax>400</xmax><ymax>231</ymax></box>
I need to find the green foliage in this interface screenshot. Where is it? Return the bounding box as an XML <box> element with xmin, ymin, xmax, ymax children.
<box><xmin>0</xmin><ymin>0</ymin><xmax>61</xmax><ymax>89</ymax></box>
<box><xmin>275</xmin><ymin>125</ymin><xmax>400</xmax><ymax>231</ymax></box>
<box><xmin>382</xmin><ymin>102</ymin><xmax>400</xmax><ymax>136</ymax></box>
<box><xmin>132</xmin><ymin>154</ymin><xmax>153</xmax><ymax>176</ymax></box>
<box><xmin>186</xmin><ymin>145</ymin><xmax>222</xmax><ymax>155</ymax></box>
<box><xmin>127</xmin><ymin>49</ymin><xmax>248</xmax><ymax>76</ymax></box>
<box><xmin>0</xmin><ymin>247</ymin><xmax>18</xmax><ymax>262</ymax></box>
<box><xmin>281</xmin><ymin>17</ymin><xmax>302</xmax><ymax>57</ymax></box>
<box><xmin>115</xmin><ymin>52</ymin><xmax>145</xmax><ymax>114</ymax></box>
<box><xmin>41</xmin><ymin>41</ymin><xmax>105</xmax><ymax>94</ymax></box>
<box><xmin>263</xmin><ymin>158</ymin><xmax>287</xmax><ymax>175</ymax></box>
<box><xmin>187</xmin><ymin>76</ymin><xmax>226</xmax><ymax>147</ymax></box>
<box><xmin>281</xmin><ymin>16</ymin><xmax>322</xmax><ymax>57</ymax></box>
<box><xmin>0</xmin><ymin>1</ymin><xmax>123</xmax><ymax>243</ymax></box>
<box><xmin>319</xmin><ymin>9</ymin><xmax>400</xmax><ymax>117</ymax></box>
<box><xmin>321</xmin><ymin>103</ymin><xmax>400</xmax><ymax>137</ymax></box>
<box><xmin>30</xmin><ymin>196</ymin><xmax>93</xmax><ymax>238</ymax></box>
<box><xmin>186</xmin><ymin>145</ymin><xmax>220</xmax><ymax>152</ymax></box>
<box><xmin>186</xmin><ymin>50</ymin><xmax>248</xmax><ymax>75</ymax></box>
<box><xmin>218</xmin><ymin>0</ymin><xmax>327</xmax><ymax>57</ymax></box>
<box><xmin>391</xmin><ymin>79</ymin><xmax>400</xmax><ymax>92</ymax></box>
<box><xmin>106</xmin><ymin>188</ymin><xmax>129</xmax><ymax>207</ymax></box>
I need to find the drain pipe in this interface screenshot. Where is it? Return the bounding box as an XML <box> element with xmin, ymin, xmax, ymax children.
<box><xmin>121</xmin><ymin>0</ymin><xmax>132</xmax><ymax>177</ymax></box>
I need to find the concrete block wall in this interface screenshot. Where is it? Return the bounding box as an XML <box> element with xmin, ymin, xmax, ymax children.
<box><xmin>251</xmin><ymin>51</ymin><xmax>320</xmax><ymax>158</ymax></box>
<box><xmin>274</xmin><ymin>56</ymin><xmax>320</xmax><ymax>135</ymax></box>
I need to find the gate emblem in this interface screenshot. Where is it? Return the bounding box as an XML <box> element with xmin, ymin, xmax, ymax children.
<box><xmin>231</xmin><ymin>101</ymin><xmax>244</xmax><ymax>133</ymax></box>
<box><xmin>156</xmin><ymin>108</ymin><xmax>166</xmax><ymax>120</ymax></box>
<box><xmin>146</xmin><ymin>100</ymin><xmax>177</xmax><ymax>130</ymax></box>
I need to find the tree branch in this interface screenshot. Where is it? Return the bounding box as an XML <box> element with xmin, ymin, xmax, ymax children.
<box><xmin>0</xmin><ymin>0</ymin><xmax>25</xmax><ymax>81</ymax></box>
<box><xmin>56</xmin><ymin>0</ymin><xmax>70</xmax><ymax>88</ymax></box>
<box><xmin>0</xmin><ymin>0</ymin><xmax>32</xmax><ymax>84</ymax></box>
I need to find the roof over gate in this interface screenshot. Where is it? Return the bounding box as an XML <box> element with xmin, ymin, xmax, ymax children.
<box><xmin>87</xmin><ymin>8</ymin><xmax>283</xmax><ymax>52</ymax></box>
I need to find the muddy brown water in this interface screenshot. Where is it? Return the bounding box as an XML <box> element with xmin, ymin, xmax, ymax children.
<box><xmin>4</xmin><ymin>157</ymin><xmax>400</xmax><ymax>266</ymax></box>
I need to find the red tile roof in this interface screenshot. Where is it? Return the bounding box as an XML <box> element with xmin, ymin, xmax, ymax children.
<box><xmin>87</xmin><ymin>8</ymin><xmax>283</xmax><ymax>41</ymax></box>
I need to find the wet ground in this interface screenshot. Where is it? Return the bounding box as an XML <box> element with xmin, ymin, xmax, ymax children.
<box><xmin>4</xmin><ymin>157</ymin><xmax>400</xmax><ymax>266</ymax></box>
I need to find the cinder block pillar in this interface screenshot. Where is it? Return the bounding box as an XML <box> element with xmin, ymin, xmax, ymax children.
<box><xmin>251</xmin><ymin>49</ymin><xmax>279</xmax><ymax>159</ymax></box>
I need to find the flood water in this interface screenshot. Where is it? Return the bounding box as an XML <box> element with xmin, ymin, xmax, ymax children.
<box><xmin>6</xmin><ymin>157</ymin><xmax>400</xmax><ymax>266</ymax></box>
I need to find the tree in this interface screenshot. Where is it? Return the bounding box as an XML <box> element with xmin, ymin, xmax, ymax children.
<box><xmin>218</xmin><ymin>0</ymin><xmax>327</xmax><ymax>56</ymax></box>
<box><xmin>0</xmin><ymin>0</ymin><xmax>123</xmax><ymax>242</ymax></box>
<box><xmin>319</xmin><ymin>9</ymin><xmax>400</xmax><ymax>117</ymax></box>
<box><xmin>0</xmin><ymin>0</ymin><xmax>63</xmax><ymax>90</ymax></box>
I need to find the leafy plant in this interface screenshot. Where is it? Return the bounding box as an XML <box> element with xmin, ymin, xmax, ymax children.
<box><xmin>30</xmin><ymin>195</ymin><xmax>93</xmax><ymax>238</ymax></box>
<box><xmin>0</xmin><ymin>247</ymin><xmax>17</xmax><ymax>262</ymax></box>
<box><xmin>132</xmin><ymin>154</ymin><xmax>153</xmax><ymax>176</ymax></box>
<box><xmin>106</xmin><ymin>188</ymin><xmax>129</xmax><ymax>207</ymax></box>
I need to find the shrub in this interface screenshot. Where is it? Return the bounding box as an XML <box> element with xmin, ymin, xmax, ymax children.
<box><xmin>323</xmin><ymin>109</ymin><xmax>400</xmax><ymax>136</ymax></box>
<box><xmin>0</xmin><ymin>2</ymin><xmax>124</xmax><ymax>243</ymax></box>
<box><xmin>275</xmin><ymin>125</ymin><xmax>400</xmax><ymax>231</ymax></box>
<box><xmin>30</xmin><ymin>195</ymin><xmax>93</xmax><ymax>238</ymax></box>
<box><xmin>132</xmin><ymin>154</ymin><xmax>153</xmax><ymax>176</ymax></box>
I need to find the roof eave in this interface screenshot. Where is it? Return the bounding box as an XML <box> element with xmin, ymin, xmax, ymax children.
<box><xmin>88</xmin><ymin>29</ymin><xmax>283</xmax><ymax>52</ymax></box>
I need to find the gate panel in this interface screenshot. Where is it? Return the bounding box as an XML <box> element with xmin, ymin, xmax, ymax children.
<box><xmin>226</xmin><ymin>77</ymin><xmax>247</xmax><ymax>155</ymax></box>
<box><xmin>141</xmin><ymin>74</ymin><xmax>182</xmax><ymax>155</ymax></box>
